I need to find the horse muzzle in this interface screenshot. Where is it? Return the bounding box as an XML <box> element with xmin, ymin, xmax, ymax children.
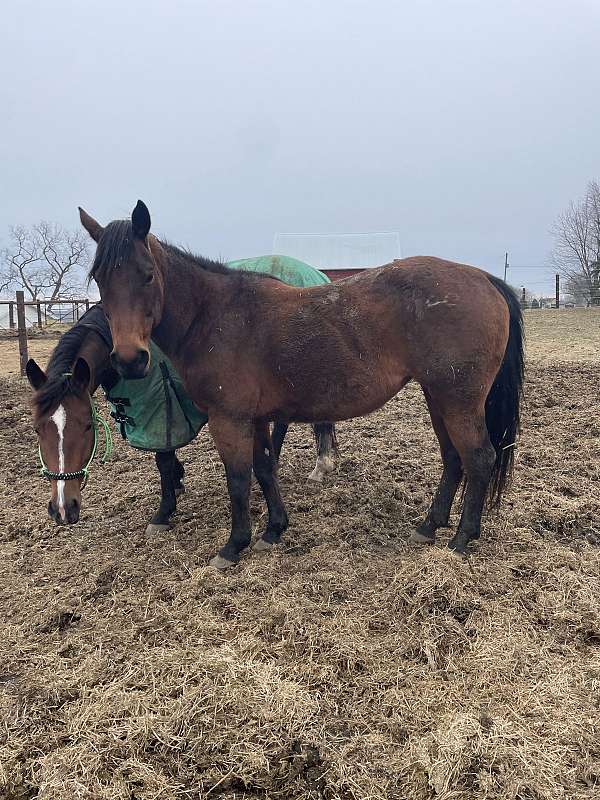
<box><xmin>110</xmin><ymin>348</ymin><xmax>150</xmax><ymax>380</ymax></box>
<box><xmin>48</xmin><ymin>498</ymin><xmax>80</xmax><ymax>525</ymax></box>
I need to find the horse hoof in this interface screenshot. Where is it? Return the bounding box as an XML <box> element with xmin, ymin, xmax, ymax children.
<box><xmin>448</xmin><ymin>536</ymin><xmax>468</xmax><ymax>556</ymax></box>
<box><xmin>410</xmin><ymin>530</ymin><xmax>436</xmax><ymax>545</ymax></box>
<box><xmin>209</xmin><ymin>554</ymin><xmax>237</xmax><ymax>570</ymax></box>
<box><xmin>145</xmin><ymin>522</ymin><xmax>172</xmax><ymax>535</ymax></box>
<box><xmin>307</xmin><ymin>469</ymin><xmax>324</xmax><ymax>484</ymax></box>
<box><xmin>253</xmin><ymin>538</ymin><xmax>279</xmax><ymax>553</ymax></box>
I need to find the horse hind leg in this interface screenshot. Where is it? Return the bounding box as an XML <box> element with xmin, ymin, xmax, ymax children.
<box><xmin>442</xmin><ymin>410</ymin><xmax>496</xmax><ymax>554</ymax></box>
<box><xmin>307</xmin><ymin>422</ymin><xmax>337</xmax><ymax>483</ymax></box>
<box><xmin>411</xmin><ymin>394</ymin><xmax>463</xmax><ymax>545</ymax></box>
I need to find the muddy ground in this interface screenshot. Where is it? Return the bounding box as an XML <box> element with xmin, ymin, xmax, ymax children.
<box><xmin>1</xmin><ymin>309</ymin><xmax>599</xmax><ymax>799</ymax></box>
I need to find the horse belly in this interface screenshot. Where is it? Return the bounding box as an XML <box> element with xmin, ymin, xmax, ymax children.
<box><xmin>282</xmin><ymin>357</ymin><xmax>408</xmax><ymax>423</ymax></box>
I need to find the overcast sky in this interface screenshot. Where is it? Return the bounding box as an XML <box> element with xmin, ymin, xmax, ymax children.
<box><xmin>2</xmin><ymin>0</ymin><xmax>599</xmax><ymax>294</ymax></box>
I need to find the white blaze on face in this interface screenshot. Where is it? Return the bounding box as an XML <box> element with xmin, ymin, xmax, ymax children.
<box><xmin>51</xmin><ymin>404</ymin><xmax>67</xmax><ymax>520</ymax></box>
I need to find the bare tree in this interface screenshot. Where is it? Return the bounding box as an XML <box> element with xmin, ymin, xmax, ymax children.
<box><xmin>551</xmin><ymin>180</ymin><xmax>600</xmax><ymax>304</ymax></box>
<box><xmin>0</xmin><ymin>222</ymin><xmax>90</xmax><ymax>304</ymax></box>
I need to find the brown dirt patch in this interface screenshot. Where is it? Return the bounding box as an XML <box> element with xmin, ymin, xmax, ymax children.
<box><xmin>0</xmin><ymin>313</ymin><xmax>599</xmax><ymax>799</ymax></box>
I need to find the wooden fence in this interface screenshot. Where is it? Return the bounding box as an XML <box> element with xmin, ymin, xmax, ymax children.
<box><xmin>1</xmin><ymin>293</ymin><xmax>94</xmax><ymax>375</ymax></box>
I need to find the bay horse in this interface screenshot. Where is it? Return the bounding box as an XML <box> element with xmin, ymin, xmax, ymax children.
<box><xmin>27</xmin><ymin>305</ymin><xmax>336</xmax><ymax>530</ymax></box>
<box><xmin>80</xmin><ymin>201</ymin><xmax>524</xmax><ymax>568</ymax></box>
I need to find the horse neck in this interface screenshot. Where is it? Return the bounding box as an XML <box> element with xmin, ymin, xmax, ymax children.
<box><xmin>75</xmin><ymin>330</ymin><xmax>112</xmax><ymax>393</ymax></box>
<box><xmin>152</xmin><ymin>249</ymin><xmax>221</xmax><ymax>357</ymax></box>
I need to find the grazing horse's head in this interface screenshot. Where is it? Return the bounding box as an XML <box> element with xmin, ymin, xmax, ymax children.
<box><xmin>27</xmin><ymin>357</ymin><xmax>94</xmax><ymax>524</ymax></box>
<box><xmin>79</xmin><ymin>201</ymin><xmax>163</xmax><ymax>379</ymax></box>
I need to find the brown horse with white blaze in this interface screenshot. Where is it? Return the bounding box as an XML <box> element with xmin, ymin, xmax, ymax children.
<box><xmin>80</xmin><ymin>201</ymin><xmax>524</xmax><ymax>568</ymax></box>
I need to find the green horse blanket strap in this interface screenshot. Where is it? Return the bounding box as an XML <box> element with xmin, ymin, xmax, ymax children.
<box><xmin>105</xmin><ymin>256</ymin><xmax>330</xmax><ymax>451</ymax></box>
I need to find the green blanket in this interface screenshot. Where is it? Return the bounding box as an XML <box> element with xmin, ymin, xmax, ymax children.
<box><xmin>106</xmin><ymin>256</ymin><xmax>329</xmax><ymax>451</ymax></box>
<box><xmin>227</xmin><ymin>255</ymin><xmax>330</xmax><ymax>287</ymax></box>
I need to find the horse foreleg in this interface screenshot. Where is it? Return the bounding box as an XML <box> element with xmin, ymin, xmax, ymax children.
<box><xmin>173</xmin><ymin>453</ymin><xmax>185</xmax><ymax>496</ymax></box>
<box><xmin>271</xmin><ymin>422</ymin><xmax>288</xmax><ymax>461</ymax></box>
<box><xmin>207</xmin><ymin>415</ymin><xmax>254</xmax><ymax>569</ymax></box>
<box><xmin>146</xmin><ymin>450</ymin><xmax>178</xmax><ymax>534</ymax></box>
<box><xmin>252</xmin><ymin>421</ymin><xmax>289</xmax><ymax>552</ymax></box>
<box><xmin>307</xmin><ymin>422</ymin><xmax>337</xmax><ymax>483</ymax></box>
<box><xmin>412</xmin><ymin>393</ymin><xmax>463</xmax><ymax>544</ymax></box>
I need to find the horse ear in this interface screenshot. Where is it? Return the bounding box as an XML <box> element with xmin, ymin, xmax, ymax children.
<box><xmin>132</xmin><ymin>200</ymin><xmax>151</xmax><ymax>240</ymax></box>
<box><xmin>79</xmin><ymin>207</ymin><xmax>104</xmax><ymax>242</ymax></box>
<box><xmin>72</xmin><ymin>358</ymin><xmax>91</xmax><ymax>393</ymax></box>
<box><xmin>26</xmin><ymin>359</ymin><xmax>47</xmax><ymax>390</ymax></box>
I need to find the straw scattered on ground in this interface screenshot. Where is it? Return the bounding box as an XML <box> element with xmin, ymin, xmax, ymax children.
<box><xmin>1</xmin><ymin>310</ymin><xmax>599</xmax><ymax>799</ymax></box>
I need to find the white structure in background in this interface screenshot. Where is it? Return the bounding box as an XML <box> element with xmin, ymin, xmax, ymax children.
<box><xmin>272</xmin><ymin>232</ymin><xmax>401</xmax><ymax>270</ymax></box>
<box><xmin>0</xmin><ymin>303</ymin><xmax>38</xmax><ymax>329</ymax></box>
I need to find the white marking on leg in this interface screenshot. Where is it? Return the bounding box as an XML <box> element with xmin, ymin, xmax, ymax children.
<box><xmin>51</xmin><ymin>404</ymin><xmax>67</xmax><ymax>520</ymax></box>
<box><xmin>307</xmin><ymin>454</ymin><xmax>335</xmax><ymax>483</ymax></box>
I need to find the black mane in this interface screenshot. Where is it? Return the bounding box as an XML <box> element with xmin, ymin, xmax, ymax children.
<box><xmin>88</xmin><ymin>220</ymin><xmax>279</xmax><ymax>287</ymax></box>
<box><xmin>32</xmin><ymin>326</ymin><xmax>91</xmax><ymax>417</ymax></box>
<box><xmin>89</xmin><ymin>220</ymin><xmax>232</xmax><ymax>284</ymax></box>
<box><xmin>161</xmin><ymin>241</ymin><xmax>232</xmax><ymax>275</ymax></box>
<box><xmin>32</xmin><ymin>305</ymin><xmax>112</xmax><ymax>418</ymax></box>
<box><xmin>88</xmin><ymin>220</ymin><xmax>135</xmax><ymax>284</ymax></box>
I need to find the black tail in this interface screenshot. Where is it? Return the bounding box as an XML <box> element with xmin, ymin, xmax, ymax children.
<box><xmin>485</xmin><ymin>275</ymin><xmax>525</xmax><ymax>508</ymax></box>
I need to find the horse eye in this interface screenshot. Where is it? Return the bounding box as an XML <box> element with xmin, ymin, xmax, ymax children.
<box><xmin>85</xmin><ymin>423</ymin><xmax>93</xmax><ymax>432</ymax></box>
<box><xmin>144</xmin><ymin>273</ymin><xmax>154</xmax><ymax>285</ymax></box>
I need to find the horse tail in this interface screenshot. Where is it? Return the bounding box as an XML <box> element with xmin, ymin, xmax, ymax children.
<box><xmin>484</xmin><ymin>275</ymin><xmax>525</xmax><ymax>508</ymax></box>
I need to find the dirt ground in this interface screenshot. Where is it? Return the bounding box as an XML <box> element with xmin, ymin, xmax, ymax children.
<box><xmin>1</xmin><ymin>309</ymin><xmax>599</xmax><ymax>799</ymax></box>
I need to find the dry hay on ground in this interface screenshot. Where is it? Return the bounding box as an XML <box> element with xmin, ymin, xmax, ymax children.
<box><xmin>0</xmin><ymin>310</ymin><xmax>599</xmax><ymax>800</ymax></box>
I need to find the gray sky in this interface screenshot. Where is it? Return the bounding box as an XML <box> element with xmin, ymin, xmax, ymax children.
<box><xmin>2</xmin><ymin>0</ymin><xmax>599</xmax><ymax>295</ymax></box>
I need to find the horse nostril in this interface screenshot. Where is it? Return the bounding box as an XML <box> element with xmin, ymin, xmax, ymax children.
<box><xmin>137</xmin><ymin>349</ymin><xmax>149</xmax><ymax>370</ymax></box>
<box><xmin>64</xmin><ymin>498</ymin><xmax>80</xmax><ymax>524</ymax></box>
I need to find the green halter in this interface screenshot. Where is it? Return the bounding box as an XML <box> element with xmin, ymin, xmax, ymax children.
<box><xmin>38</xmin><ymin>375</ymin><xmax>114</xmax><ymax>490</ymax></box>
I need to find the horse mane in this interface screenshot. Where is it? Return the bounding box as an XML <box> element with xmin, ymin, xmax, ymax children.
<box><xmin>88</xmin><ymin>219</ymin><xmax>279</xmax><ymax>284</ymax></box>
<box><xmin>161</xmin><ymin>241</ymin><xmax>232</xmax><ymax>275</ymax></box>
<box><xmin>88</xmin><ymin>220</ymin><xmax>136</xmax><ymax>284</ymax></box>
<box><xmin>89</xmin><ymin>220</ymin><xmax>231</xmax><ymax>284</ymax></box>
<box><xmin>32</xmin><ymin>321</ymin><xmax>95</xmax><ymax>419</ymax></box>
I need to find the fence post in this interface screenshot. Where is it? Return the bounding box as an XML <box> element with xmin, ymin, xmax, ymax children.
<box><xmin>16</xmin><ymin>291</ymin><xmax>29</xmax><ymax>376</ymax></box>
<box><xmin>37</xmin><ymin>302</ymin><xmax>43</xmax><ymax>328</ymax></box>
<box><xmin>85</xmin><ymin>299</ymin><xmax>90</xmax><ymax>312</ymax></box>
<box><xmin>8</xmin><ymin>302</ymin><xmax>15</xmax><ymax>328</ymax></box>
<box><xmin>555</xmin><ymin>274</ymin><xmax>560</xmax><ymax>309</ymax></box>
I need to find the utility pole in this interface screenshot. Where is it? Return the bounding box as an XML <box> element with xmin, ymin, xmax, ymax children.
<box><xmin>504</xmin><ymin>252</ymin><xmax>509</xmax><ymax>282</ymax></box>
<box><xmin>555</xmin><ymin>274</ymin><xmax>560</xmax><ymax>309</ymax></box>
